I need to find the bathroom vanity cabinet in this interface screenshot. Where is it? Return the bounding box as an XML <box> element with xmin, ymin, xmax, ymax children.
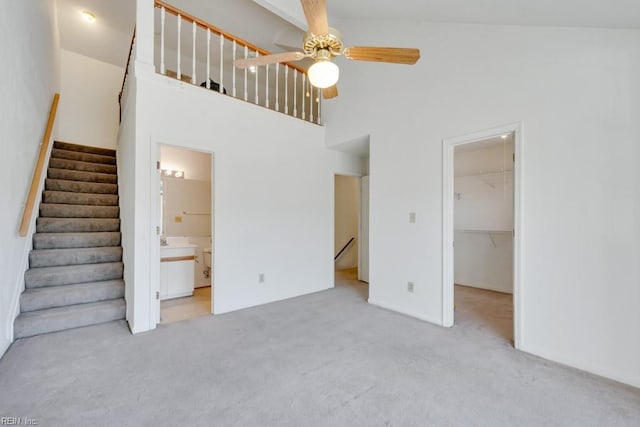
<box><xmin>160</xmin><ymin>244</ymin><xmax>196</xmax><ymax>300</ymax></box>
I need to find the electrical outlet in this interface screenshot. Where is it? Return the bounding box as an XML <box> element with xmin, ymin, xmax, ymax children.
<box><xmin>407</xmin><ymin>282</ymin><xmax>414</xmax><ymax>293</ymax></box>
<box><xmin>409</xmin><ymin>212</ymin><xmax>416</xmax><ymax>224</ymax></box>
<box><xmin>258</xmin><ymin>273</ymin><xmax>265</xmax><ymax>283</ymax></box>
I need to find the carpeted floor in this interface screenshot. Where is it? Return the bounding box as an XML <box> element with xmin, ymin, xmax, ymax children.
<box><xmin>0</xmin><ymin>269</ymin><xmax>638</xmax><ymax>426</ymax></box>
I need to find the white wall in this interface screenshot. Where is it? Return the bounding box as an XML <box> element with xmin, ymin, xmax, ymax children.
<box><xmin>160</xmin><ymin>145</ymin><xmax>212</xmax><ymax>181</ymax></box>
<box><xmin>334</xmin><ymin>175</ymin><xmax>359</xmax><ymax>270</ymax></box>
<box><xmin>58</xmin><ymin>49</ymin><xmax>123</xmax><ymax>149</ymax></box>
<box><xmin>120</xmin><ymin>64</ymin><xmax>366</xmax><ymax>332</ymax></box>
<box><xmin>454</xmin><ymin>142</ymin><xmax>514</xmax><ymax>293</ymax></box>
<box><xmin>0</xmin><ymin>0</ymin><xmax>60</xmax><ymax>358</ymax></box>
<box><xmin>324</xmin><ymin>22</ymin><xmax>640</xmax><ymax>387</ymax></box>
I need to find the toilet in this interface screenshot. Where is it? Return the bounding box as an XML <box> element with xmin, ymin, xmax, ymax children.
<box><xmin>203</xmin><ymin>248</ymin><xmax>212</xmax><ymax>271</ymax></box>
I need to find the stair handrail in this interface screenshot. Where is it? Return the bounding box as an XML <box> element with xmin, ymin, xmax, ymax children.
<box><xmin>18</xmin><ymin>93</ymin><xmax>60</xmax><ymax>237</ymax></box>
<box><xmin>335</xmin><ymin>237</ymin><xmax>355</xmax><ymax>261</ymax></box>
<box><xmin>119</xmin><ymin>27</ymin><xmax>136</xmax><ymax>122</ymax></box>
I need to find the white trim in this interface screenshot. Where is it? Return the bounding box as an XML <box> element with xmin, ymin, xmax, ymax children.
<box><xmin>151</xmin><ymin>140</ymin><xmax>215</xmax><ymax>326</ymax></box>
<box><xmin>368</xmin><ymin>298</ymin><xmax>442</xmax><ymax>326</ymax></box>
<box><xmin>442</xmin><ymin>122</ymin><xmax>524</xmax><ymax>348</ymax></box>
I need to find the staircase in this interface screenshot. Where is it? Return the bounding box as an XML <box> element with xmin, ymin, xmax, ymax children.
<box><xmin>14</xmin><ymin>141</ymin><xmax>126</xmax><ymax>338</ymax></box>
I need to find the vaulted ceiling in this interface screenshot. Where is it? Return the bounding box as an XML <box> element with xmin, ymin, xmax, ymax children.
<box><xmin>56</xmin><ymin>0</ymin><xmax>640</xmax><ymax>69</ymax></box>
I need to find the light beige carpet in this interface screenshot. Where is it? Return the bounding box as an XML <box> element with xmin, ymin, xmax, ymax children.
<box><xmin>0</xmin><ymin>271</ymin><xmax>638</xmax><ymax>426</ymax></box>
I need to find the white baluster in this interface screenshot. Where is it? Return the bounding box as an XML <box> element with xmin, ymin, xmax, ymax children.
<box><xmin>302</xmin><ymin>73</ymin><xmax>306</xmax><ymax>120</ymax></box>
<box><xmin>310</xmin><ymin>85</ymin><xmax>314</xmax><ymax>123</ymax></box>
<box><xmin>219</xmin><ymin>34</ymin><xmax>224</xmax><ymax>94</ymax></box>
<box><xmin>232</xmin><ymin>41</ymin><xmax>237</xmax><ymax>97</ymax></box>
<box><xmin>191</xmin><ymin>21</ymin><xmax>196</xmax><ymax>84</ymax></box>
<box><xmin>285</xmin><ymin>66</ymin><xmax>289</xmax><ymax>115</ymax></box>
<box><xmin>275</xmin><ymin>63</ymin><xmax>279</xmax><ymax>112</ymax></box>
<box><xmin>177</xmin><ymin>15</ymin><xmax>181</xmax><ymax>80</ymax></box>
<box><xmin>293</xmin><ymin>70</ymin><xmax>297</xmax><ymax>117</ymax></box>
<box><xmin>160</xmin><ymin>7</ymin><xmax>166</xmax><ymax>75</ymax></box>
<box><xmin>265</xmin><ymin>65</ymin><xmax>269</xmax><ymax>108</ymax></box>
<box><xmin>206</xmin><ymin>29</ymin><xmax>210</xmax><ymax>89</ymax></box>
<box><xmin>243</xmin><ymin>46</ymin><xmax>248</xmax><ymax>101</ymax></box>
<box><xmin>254</xmin><ymin>52</ymin><xmax>259</xmax><ymax>104</ymax></box>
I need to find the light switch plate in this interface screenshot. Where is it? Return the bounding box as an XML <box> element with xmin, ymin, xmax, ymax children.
<box><xmin>409</xmin><ymin>212</ymin><xmax>416</xmax><ymax>223</ymax></box>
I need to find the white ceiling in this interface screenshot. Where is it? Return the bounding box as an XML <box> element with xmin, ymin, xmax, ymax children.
<box><xmin>57</xmin><ymin>0</ymin><xmax>136</xmax><ymax>67</ymax></box>
<box><xmin>57</xmin><ymin>0</ymin><xmax>640</xmax><ymax>70</ymax></box>
<box><xmin>257</xmin><ymin>0</ymin><xmax>640</xmax><ymax>29</ymax></box>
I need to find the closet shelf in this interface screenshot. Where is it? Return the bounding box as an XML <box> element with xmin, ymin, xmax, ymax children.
<box><xmin>455</xmin><ymin>170</ymin><xmax>513</xmax><ymax>178</ymax></box>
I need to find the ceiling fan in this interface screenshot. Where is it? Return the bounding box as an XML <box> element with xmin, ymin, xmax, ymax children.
<box><xmin>234</xmin><ymin>0</ymin><xmax>421</xmax><ymax>99</ymax></box>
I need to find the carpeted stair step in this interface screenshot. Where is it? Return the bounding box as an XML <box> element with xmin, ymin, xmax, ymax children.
<box><xmin>40</xmin><ymin>203</ymin><xmax>119</xmax><ymax>218</ymax></box>
<box><xmin>20</xmin><ymin>280</ymin><xmax>124</xmax><ymax>312</ymax></box>
<box><xmin>33</xmin><ymin>231</ymin><xmax>121</xmax><ymax>250</ymax></box>
<box><xmin>29</xmin><ymin>247</ymin><xmax>122</xmax><ymax>268</ymax></box>
<box><xmin>51</xmin><ymin>148</ymin><xmax>116</xmax><ymax>165</ymax></box>
<box><xmin>45</xmin><ymin>178</ymin><xmax>117</xmax><ymax>194</ymax></box>
<box><xmin>42</xmin><ymin>190</ymin><xmax>118</xmax><ymax>206</ymax></box>
<box><xmin>49</xmin><ymin>158</ymin><xmax>116</xmax><ymax>174</ymax></box>
<box><xmin>14</xmin><ymin>298</ymin><xmax>125</xmax><ymax>338</ymax></box>
<box><xmin>24</xmin><ymin>262</ymin><xmax>123</xmax><ymax>288</ymax></box>
<box><xmin>54</xmin><ymin>141</ymin><xmax>116</xmax><ymax>157</ymax></box>
<box><xmin>36</xmin><ymin>217</ymin><xmax>120</xmax><ymax>233</ymax></box>
<box><xmin>48</xmin><ymin>168</ymin><xmax>117</xmax><ymax>184</ymax></box>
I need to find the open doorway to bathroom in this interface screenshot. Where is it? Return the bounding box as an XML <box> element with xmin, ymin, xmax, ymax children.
<box><xmin>334</xmin><ymin>174</ymin><xmax>369</xmax><ymax>300</ymax></box>
<box><xmin>158</xmin><ymin>145</ymin><xmax>213</xmax><ymax>324</ymax></box>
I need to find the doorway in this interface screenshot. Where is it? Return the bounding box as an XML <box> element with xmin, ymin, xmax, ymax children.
<box><xmin>442</xmin><ymin>124</ymin><xmax>522</xmax><ymax>347</ymax></box>
<box><xmin>156</xmin><ymin>145</ymin><xmax>214</xmax><ymax>324</ymax></box>
<box><xmin>334</xmin><ymin>174</ymin><xmax>369</xmax><ymax>300</ymax></box>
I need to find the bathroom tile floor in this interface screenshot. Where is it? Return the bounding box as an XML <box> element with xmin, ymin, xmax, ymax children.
<box><xmin>160</xmin><ymin>286</ymin><xmax>212</xmax><ymax>324</ymax></box>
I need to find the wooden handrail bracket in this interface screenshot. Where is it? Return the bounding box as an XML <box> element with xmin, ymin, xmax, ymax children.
<box><xmin>19</xmin><ymin>93</ymin><xmax>60</xmax><ymax>237</ymax></box>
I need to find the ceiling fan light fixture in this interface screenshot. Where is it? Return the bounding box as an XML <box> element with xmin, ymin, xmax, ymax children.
<box><xmin>308</xmin><ymin>60</ymin><xmax>339</xmax><ymax>89</ymax></box>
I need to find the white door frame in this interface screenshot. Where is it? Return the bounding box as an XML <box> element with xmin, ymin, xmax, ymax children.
<box><xmin>442</xmin><ymin>122</ymin><xmax>524</xmax><ymax>349</ymax></box>
<box><xmin>151</xmin><ymin>141</ymin><xmax>215</xmax><ymax>328</ymax></box>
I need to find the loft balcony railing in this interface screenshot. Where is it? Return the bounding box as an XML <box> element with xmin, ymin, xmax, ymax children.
<box><xmin>155</xmin><ymin>0</ymin><xmax>321</xmax><ymax>124</ymax></box>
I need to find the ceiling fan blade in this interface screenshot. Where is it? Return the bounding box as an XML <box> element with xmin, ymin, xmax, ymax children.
<box><xmin>322</xmin><ymin>85</ymin><xmax>338</xmax><ymax>99</ymax></box>
<box><xmin>234</xmin><ymin>52</ymin><xmax>305</xmax><ymax>69</ymax></box>
<box><xmin>343</xmin><ymin>47</ymin><xmax>421</xmax><ymax>65</ymax></box>
<box><xmin>300</xmin><ymin>0</ymin><xmax>329</xmax><ymax>35</ymax></box>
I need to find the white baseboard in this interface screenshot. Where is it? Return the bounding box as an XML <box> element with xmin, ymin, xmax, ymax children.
<box><xmin>520</xmin><ymin>342</ymin><xmax>640</xmax><ymax>389</ymax></box>
<box><xmin>368</xmin><ymin>298</ymin><xmax>444</xmax><ymax>327</ymax></box>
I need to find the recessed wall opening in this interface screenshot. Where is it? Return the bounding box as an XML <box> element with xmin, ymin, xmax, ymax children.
<box><xmin>443</xmin><ymin>124</ymin><xmax>522</xmax><ymax>348</ymax></box>
<box><xmin>157</xmin><ymin>145</ymin><xmax>213</xmax><ymax>324</ymax></box>
<box><xmin>334</xmin><ymin>174</ymin><xmax>369</xmax><ymax>300</ymax></box>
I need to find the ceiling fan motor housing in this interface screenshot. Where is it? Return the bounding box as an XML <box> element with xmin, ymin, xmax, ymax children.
<box><xmin>303</xmin><ymin>27</ymin><xmax>344</xmax><ymax>58</ymax></box>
